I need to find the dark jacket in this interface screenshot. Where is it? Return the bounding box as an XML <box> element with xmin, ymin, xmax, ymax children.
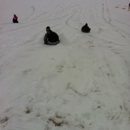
<box><xmin>81</xmin><ymin>24</ymin><xmax>91</xmax><ymax>33</ymax></box>
<box><xmin>44</xmin><ymin>30</ymin><xmax>59</xmax><ymax>45</ymax></box>
<box><xmin>12</xmin><ymin>18</ymin><xmax>18</xmax><ymax>23</ymax></box>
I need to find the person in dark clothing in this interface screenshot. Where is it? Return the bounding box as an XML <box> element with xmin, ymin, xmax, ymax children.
<box><xmin>44</xmin><ymin>26</ymin><xmax>60</xmax><ymax>45</ymax></box>
<box><xmin>129</xmin><ymin>3</ymin><xmax>130</xmax><ymax>9</ymax></box>
<box><xmin>81</xmin><ymin>23</ymin><xmax>91</xmax><ymax>33</ymax></box>
<box><xmin>12</xmin><ymin>14</ymin><xmax>19</xmax><ymax>23</ymax></box>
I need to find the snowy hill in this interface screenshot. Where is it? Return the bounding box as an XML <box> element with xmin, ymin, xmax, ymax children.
<box><xmin>0</xmin><ymin>0</ymin><xmax>130</xmax><ymax>130</ymax></box>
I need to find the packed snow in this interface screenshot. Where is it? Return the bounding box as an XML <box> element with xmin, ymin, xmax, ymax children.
<box><xmin>0</xmin><ymin>0</ymin><xmax>130</xmax><ymax>130</ymax></box>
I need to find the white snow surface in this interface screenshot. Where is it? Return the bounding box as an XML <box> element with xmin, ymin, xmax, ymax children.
<box><xmin>0</xmin><ymin>0</ymin><xmax>130</xmax><ymax>130</ymax></box>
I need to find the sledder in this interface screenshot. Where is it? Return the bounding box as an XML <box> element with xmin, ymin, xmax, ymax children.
<box><xmin>44</xmin><ymin>26</ymin><xmax>60</xmax><ymax>45</ymax></box>
<box><xmin>81</xmin><ymin>23</ymin><xmax>91</xmax><ymax>33</ymax></box>
<box><xmin>12</xmin><ymin>14</ymin><xmax>19</xmax><ymax>23</ymax></box>
<box><xmin>129</xmin><ymin>3</ymin><xmax>130</xmax><ymax>10</ymax></box>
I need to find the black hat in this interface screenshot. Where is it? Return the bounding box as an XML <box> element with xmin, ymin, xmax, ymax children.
<box><xmin>46</xmin><ymin>26</ymin><xmax>50</xmax><ymax>31</ymax></box>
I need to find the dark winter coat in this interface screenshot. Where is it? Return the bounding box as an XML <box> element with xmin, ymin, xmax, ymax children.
<box><xmin>44</xmin><ymin>30</ymin><xmax>60</xmax><ymax>45</ymax></box>
<box><xmin>81</xmin><ymin>24</ymin><xmax>91</xmax><ymax>33</ymax></box>
<box><xmin>12</xmin><ymin>18</ymin><xmax>18</xmax><ymax>23</ymax></box>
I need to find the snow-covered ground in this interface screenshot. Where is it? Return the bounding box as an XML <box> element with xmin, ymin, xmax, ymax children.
<box><xmin>0</xmin><ymin>0</ymin><xmax>130</xmax><ymax>129</ymax></box>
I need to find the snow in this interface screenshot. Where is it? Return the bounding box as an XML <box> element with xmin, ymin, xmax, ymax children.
<box><xmin>0</xmin><ymin>0</ymin><xmax>130</xmax><ymax>130</ymax></box>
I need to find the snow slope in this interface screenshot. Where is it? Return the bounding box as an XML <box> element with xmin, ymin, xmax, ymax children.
<box><xmin>0</xmin><ymin>0</ymin><xmax>130</xmax><ymax>130</ymax></box>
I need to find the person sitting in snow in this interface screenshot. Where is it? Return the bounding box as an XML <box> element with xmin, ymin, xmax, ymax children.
<box><xmin>129</xmin><ymin>3</ymin><xmax>130</xmax><ymax>9</ymax></box>
<box><xmin>81</xmin><ymin>23</ymin><xmax>91</xmax><ymax>33</ymax></box>
<box><xmin>12</xmin><ymin>14</ymin><xmax>19</xmax><ymax>23</ymax></box>
<box><xmin>44</xmin><ymin>26</ymin><xmax>60</xmax><ymax>45</ymax></box>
